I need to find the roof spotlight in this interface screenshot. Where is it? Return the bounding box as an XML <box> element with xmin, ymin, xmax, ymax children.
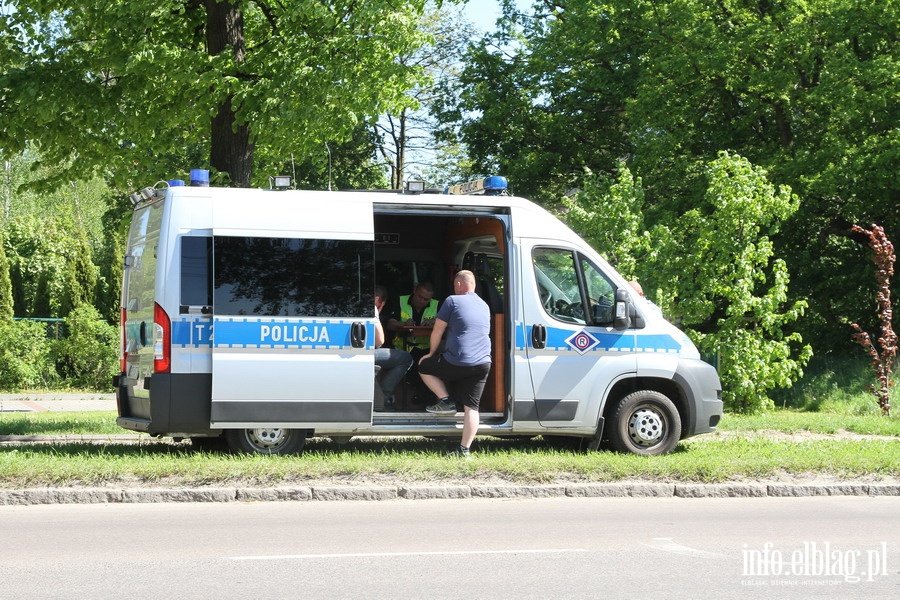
<box><xmin>405</xmin><ymin>180</ymin><xmax>426</xmax><ymax>194</ymax></box>
<box><xmin>270</xmin><ymin>175</ymin><xmax>292</xmax><ymax>189</ymax></box>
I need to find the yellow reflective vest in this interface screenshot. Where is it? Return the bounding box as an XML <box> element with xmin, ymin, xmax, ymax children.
<box><xmin>399</xmin><ymin>294</ymin><xmax>438</xmax><ymax>350</ymax></box>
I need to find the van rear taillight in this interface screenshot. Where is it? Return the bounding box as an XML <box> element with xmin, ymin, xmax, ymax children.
<box><xmin>153</xmin><ymin>302</ymin><xmax>171</xmax><ymax>374</ymax></box>
<box><xmin>119</xmin><ymin>307</ymin><xmax>127</xmax><ymax>373</ymax></box>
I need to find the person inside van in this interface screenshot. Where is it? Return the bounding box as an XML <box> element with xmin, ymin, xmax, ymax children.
<box><xmin>387</xmin><ymin>281</ymin><xmax>440</xmax><ymax>407</ymax></box>
<box><xmin>418</xmin><ymin>270</ymin><xmax>492</xmax><ymax>458</ymax></box>
<box><xmin>374</xmin><ymin>286</ymin><xmax>414</xmax><ymax>411</ymax></box>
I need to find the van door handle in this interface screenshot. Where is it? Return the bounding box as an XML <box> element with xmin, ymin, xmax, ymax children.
<box><xmin>139</xmin><ymin>321</ymin><xmax>147</xmax><ymax>347</ymax></box>
<box><xmin>350</xmin><ymin>322</ymin><xmax>366</xmax><ymax>348</ymax></box>
<box><xmin>531</xmin><ymin>324</ymin><xmax>546</xmax><ymax>349</ymax></box>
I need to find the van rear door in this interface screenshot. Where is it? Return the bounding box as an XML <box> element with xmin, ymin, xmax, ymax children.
<box><xmin>120</xmin><ymin>200</ymin><xmax>165</xmax><ymax>420</ymax></box>
<box><xmin>209</xmin><ymin>194</ymin><xmax>376</xmax><ymax>427</ymax></box>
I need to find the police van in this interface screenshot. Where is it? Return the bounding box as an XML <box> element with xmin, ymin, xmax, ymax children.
<box><xmin>115</xmin><ymin>172</ymin><xmax>722</xmax><ymax>455</ymax></box>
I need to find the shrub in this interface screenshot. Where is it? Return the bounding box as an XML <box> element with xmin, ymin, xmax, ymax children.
<box><xmin>0</xmin><ymin>319</ymin><xmax>57</xmax><ymax>389</ymax></box>
<box><xmin>51</xmin><ymin>304</ymin><xmax>118</xmax><ymax>390</ymax></box>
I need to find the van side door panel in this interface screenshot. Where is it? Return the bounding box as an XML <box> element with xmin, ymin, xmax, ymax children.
<box><xmin>209</xmin><ymin>198</ymin><xmax>376</xmax><ymax>427</ymax></box>
<box><xmin>517</xmin><ymin>241</ymin><xmax>637</xmax><ymax>429</ymax></box>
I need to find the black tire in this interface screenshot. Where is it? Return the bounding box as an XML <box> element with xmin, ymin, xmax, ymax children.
<box><xmin>225</xmin><ymin>428</ymin><xmax>307</xmax><ymax>455</ymax></box>
<box><xmin>607</xmin><ymin>390</ymin><xmax>681</xmax><ymax>455</ymax></box>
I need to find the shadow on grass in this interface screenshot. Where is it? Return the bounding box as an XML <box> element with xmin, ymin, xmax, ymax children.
<box><xmin>0</xmin><ymin>434</ymin><xmax>606</xmax><ymax>459</ymax></box>
<box><xmin>0</xmin><ymin>433</ymin><xmax>697</xmax><ymax>460</ymax></box>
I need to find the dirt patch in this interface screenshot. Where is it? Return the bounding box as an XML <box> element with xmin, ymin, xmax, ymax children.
<box><xmin>704</xmin><ymin>429</ymin><xmax>898</xmax><ymax>443</ymax></box>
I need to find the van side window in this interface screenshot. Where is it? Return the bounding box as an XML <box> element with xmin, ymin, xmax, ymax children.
<box><xmin>213</xmin><ymin>236</ymin><xmax>374</xmax><ymax>317</ymax></box>
<box><xmin>579</xmin><ymin>256</ymin><xmax>616</xmax><ymax>326</ymax></box>
<box><xmin>181</xmin><ymin>236</ymin><xmax>213</xmax><ymax>307</ymax></box>
<box><xmin>533</xmin><ymin>247</ymin><xmax>616</xmax><ymax>326</ymax></box>
<box><xmin>533</xmin><ymin>248</ymin><xmax>585</xmax><ymax>324</ymax></box>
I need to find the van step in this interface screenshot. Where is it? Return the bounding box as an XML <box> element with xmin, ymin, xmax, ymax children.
<box><xmin>372</xmin><ymin>410</ymin><xmax>502</xmax><ymax>423</ymax></box>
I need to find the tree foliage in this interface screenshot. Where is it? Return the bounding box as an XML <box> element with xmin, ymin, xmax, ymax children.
<box><xmin>0</xmin><ymin>230</ymin><xmax>12</xmax><ymax>320</ymax></box>
<box><xmin>51</xmin><ymin>303</ymin><xmax>118</xmax><ymax>389</ymax></box>
<box><xmin>563</xmin><ymin>165</ymin><xmax>648</xmax><ymax>280</ymax></box>
<box><xmin>0</xmin><ymin>1</ymin><xmax>431</xmax><ymax>188</ymax></box>
<box><xmin>439</xmin><ymin>0</ymin><xmax>898</xmax><ymax>357</ymax></box>
<box><xmin>564</xmin><ymin>153</ymin><xmax>812</xmax><ymax>412</ymax></box>
<box><xmin>651</xmin><ymin>154</ymin><xmax>812</xmax><ymax>412</ymax></box>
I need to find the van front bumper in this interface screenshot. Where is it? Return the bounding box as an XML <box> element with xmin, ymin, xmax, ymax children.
<box><xmin>674</xmin><ymin>359</ymin><xmax>723</xmax><ymax>437</ymax></box>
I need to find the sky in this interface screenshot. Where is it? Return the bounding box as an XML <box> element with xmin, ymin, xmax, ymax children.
<box><xmin>461</xmin><ymin>0</ymin><xmax>532</xmax><ymax>31</ymax></box>
<box><xmin>462</xmin><ymin>0</ymin><xmax>504</xmax><ymax>29</ymax></box>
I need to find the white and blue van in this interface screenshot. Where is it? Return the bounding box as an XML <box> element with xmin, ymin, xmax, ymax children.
<box><xmin>115</xmin><ymin>174</ymin><xmax>722</xmax><ymax>455</ymax></box>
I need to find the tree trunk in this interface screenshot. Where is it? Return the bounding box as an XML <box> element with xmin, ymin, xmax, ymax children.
<box><xmin>206</xmin><ymin>1</ymin><xmax>253</xmax><ymax>187</ymax></box>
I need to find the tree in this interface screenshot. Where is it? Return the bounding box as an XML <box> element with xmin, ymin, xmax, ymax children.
<box><xmin>438</xmin><ymin>0</ymin><xmax>898</xmax><ymax>356</ymax></box>
<box><xmin>0</xmin><ymin>1</ymin><xmax>431</xmax><ymax>189</ymax></box>
<box><xmin>58</xmin><ymin>228</ymin><xmax>97</xmax><ymax>318</ymax></box>
<box><xmin>433</xmin><ymin>0</ymin><xmax>644</xmax><ymax>199</ymax></box>
<box><xmin>376</xmin><ymin>2</ymin><xmax>474</xmax><ymax>188</ymax></box>
<box><xmin>0</xmin><ymin>231</ymin><xmax>12</xmax><ymax>320</ymax></box>
<box><xmin>850</xmin><ymin>224</ymin><xmax>896</xmax><ymax>416</ymax></box>
<box><xmin>563</xmin><ymin>154</ymin><xmax>812</xmax><ymax>412</ymax></box>
<box><xmin>650</xmin><ymin>153</ymin><xmax>812</xmax><ymax>412</ymax></box>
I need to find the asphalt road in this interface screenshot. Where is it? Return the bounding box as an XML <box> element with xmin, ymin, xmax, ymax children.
<box><xmin>1</xmin><ymin>496</ymin><xmax>897</xmax><ymax>599</ymax></box>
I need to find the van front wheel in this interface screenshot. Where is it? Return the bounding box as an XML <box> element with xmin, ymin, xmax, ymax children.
<box><xmin>608</xmin><ymin>391</ymin><xmax>681</xmax><ymax>455</ymax></box>
<box><xmin>225</xmin><ymin>428</ymin><xmax>307</xmax><ymax>455</ymax></box>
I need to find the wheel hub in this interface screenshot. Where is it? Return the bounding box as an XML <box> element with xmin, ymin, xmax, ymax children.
<box><xmin>247</xmin><ymin>428</ymin><xmax>288</xmax><ymax>450</ymax></box>
<box><xmin>628</xmin><ymin>408</ymin><xmax>664</xmax><ymax>446</ymax></box>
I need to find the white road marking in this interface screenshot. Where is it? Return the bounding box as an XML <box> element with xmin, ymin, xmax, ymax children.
<box><xmin>231</xmin><ymin>548</ymin><xmax>588</xmax><ymax>561</ymax></box>
<box><xmin>642</xmin><ymin>537</ymin><xmax>729</xmax><ymax>559</ymax></box>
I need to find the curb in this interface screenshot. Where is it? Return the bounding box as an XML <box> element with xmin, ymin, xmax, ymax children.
<box><xmin>1</xmin><ymin>482</ymin><xmax>898</xmax><ymax>506</ymax></box>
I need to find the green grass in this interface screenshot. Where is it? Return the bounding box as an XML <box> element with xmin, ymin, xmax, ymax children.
<box><xmin>0</xmin><ymin>411</ymin><xmax>120</xmax><ymax>436</ymax></box>
<box><xmin>0</xmin><ymin>413</ymin><xmax>897</xmax><ymax>488</ymax></box>
<box><xmin>771</xmin><ymin>354</ymin><xmax>898</xmax><ymax>414</ymax></box>
<box><xmin>1</xmin><ymin>355</ymin><xmax>897</xmax><ymax>488</ymax></box>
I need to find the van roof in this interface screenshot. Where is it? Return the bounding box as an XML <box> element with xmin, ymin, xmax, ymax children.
<box><xmin>161</xmin><ymin>186</ymin><xmax>577</xmax><ymax>242</ymax></box>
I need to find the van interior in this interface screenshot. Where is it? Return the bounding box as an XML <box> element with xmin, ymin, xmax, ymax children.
<box><xmin>373</xmin><ymin>210</ymin><xmax>509</xmax><ymax>422</ymax></box>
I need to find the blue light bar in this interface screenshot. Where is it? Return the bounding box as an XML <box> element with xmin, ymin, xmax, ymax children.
<box><xmin>445</xmin><ymin>176</ymin><xmax>508</xmax><ymax>196</ymax></box>
<box><xmin>483</xmin><ymin>176</ymin><xmax>508</xmax><ymax>193</ymax></box>
<box><xmin>190</xmin><ymin>169</ymin><xmax>210</xmax><ymax>187</ymax></box>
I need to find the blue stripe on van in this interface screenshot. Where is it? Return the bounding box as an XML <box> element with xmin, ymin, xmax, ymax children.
<box><xmin>172</xmin><ymin>319</ymin><xmax>213</xmax><ymax>347</ymax></box>
<box><xmin>171</xmin><ymin>317</ymin><xmax>372</xmax><ymax>349</ymax></box>
<box><xmin>211</xmin><ymin>317</ymin><xmax>358</xmax><ymax>349</ymax></box>
<box><xmin>515</xmin><ymin>325</ymin><xmax>681</xmax><ymax>354</ymax></box>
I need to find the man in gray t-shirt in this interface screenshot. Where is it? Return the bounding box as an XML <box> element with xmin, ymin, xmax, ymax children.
<box><xmin>418</xmin><ymin>270</ymin><xmax>492</xmax><ymax>458</ymax></box>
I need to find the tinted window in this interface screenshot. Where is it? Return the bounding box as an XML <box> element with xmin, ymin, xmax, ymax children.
<box><xmin>214</xmin><ymin>237</ymin><xmax>374</xmax><ymax>317</ymax></box>
<box><xmin>181</xmin><ymin>236</ymin><xmax>212</xmax><ymax>307</ymax></box>
<box><xmin>579</xmin><ymin>255</ymin><xmax>616</xmax><ymax>325</ymax></box>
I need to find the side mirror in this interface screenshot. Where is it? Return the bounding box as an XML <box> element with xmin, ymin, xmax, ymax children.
<box><xmin>614</xmin><ymin>288</ymin><xmax>631</xmax><ymax>330</ymax></box>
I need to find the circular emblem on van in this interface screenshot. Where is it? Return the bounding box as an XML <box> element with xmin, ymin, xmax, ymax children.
<box><xmin>565</xmin><ymin>329</ymin><xmax>601</xmax><ymax>355</ymax></box>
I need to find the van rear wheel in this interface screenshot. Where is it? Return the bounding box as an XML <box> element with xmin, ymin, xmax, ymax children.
<box><xmin>608</xmin><ymin>390</ymin><xmax>681</xmax><ymax>455</ymax></box>
<box><xmin>225</xmin><ymin>428</ymin><xmax>307</xmax><ymax>455</ymax></box>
